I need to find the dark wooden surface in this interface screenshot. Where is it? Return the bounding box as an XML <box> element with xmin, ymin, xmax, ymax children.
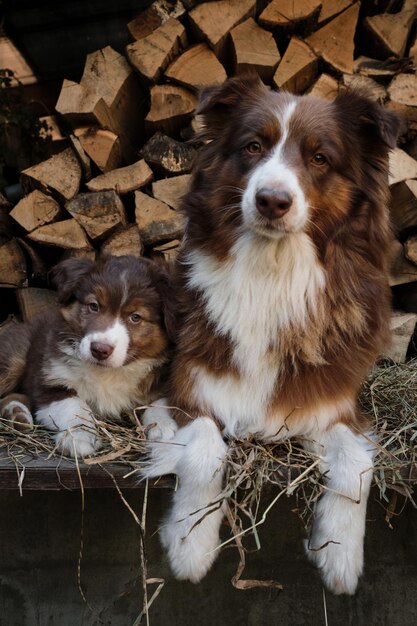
<box><xmin>0</xmin><ymin>449</ymin><xmax>172</xmax><ymax>490</ymax></box>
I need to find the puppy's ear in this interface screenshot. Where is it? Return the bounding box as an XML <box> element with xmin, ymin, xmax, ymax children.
<box><xmin>147</xmin><ymin>261</ymin><xmax>177</xmax><ymax>343</ymax></box>
<box><xmin>335</xmin><ymin>90</ymin><xmax>401</xmax><ymax>149</ymax></box>
<box><xmin>196</xmin><ymin>74</ymin><xmax>268</xmax><ymax>136</ymax></box>
<box><xmin>49</xmin><ymin>258</ymin><xmax>94</xmax><ymax>304</ymax></box>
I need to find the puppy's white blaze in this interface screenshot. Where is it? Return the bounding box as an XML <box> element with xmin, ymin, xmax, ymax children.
<box><xmin>305</xmin><ymin>424</ymin><xmax>376</xmax><ymax>595</ymax></box>
<box><xmin>79</xmin><ymin>319</ymin><xmax>130</xmax><ymax>368</ymax></box>
<box><xmin>241</xmin><ymin>99</ymin><xmax>308</xmax><ymax>234</ymax></box>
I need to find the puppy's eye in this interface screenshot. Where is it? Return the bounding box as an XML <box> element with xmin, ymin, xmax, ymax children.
<box><xmin>311</xmin><ymin>153</ymin><xmax>327</xmax><ymax>166</ymax></box>
<box><xmin>129</xmin><ymin>313</ymin><xmax>142</xmax><ymax>324</ymax></box>
<box><xmin>88</xmin><ymin>302</ymin><xmax>99</xmax><ymax>313</ymax></box>
<box><xmin>245</xmin><ymin>141</ymin><xmax>262</xmax><ymax>155</ymax></box>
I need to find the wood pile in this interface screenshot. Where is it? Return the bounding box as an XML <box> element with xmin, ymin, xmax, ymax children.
<box><xmin>1</xmin><ymin>0</ymin><xmax>417</xmax><ymax>359</ymax></box>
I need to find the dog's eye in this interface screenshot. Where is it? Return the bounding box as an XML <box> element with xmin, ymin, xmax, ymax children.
<box><xmin>129</xmin><ymin>313</ymin><xmax>142</xmax><ymax>324</ymax></box>
<box><xmin>311</xmin><ymin>153</ymin><xmax>327</xmax><ymax>166</ymax></box>
<box><xmin>88</xmin><ymin>302</ymin><xmax>99</xmax><ymax>313</ymax></box>
<box><xmin>245</xmin><ymin>141</ymin><xmax>262</xmax><ymax>155</ymax></box>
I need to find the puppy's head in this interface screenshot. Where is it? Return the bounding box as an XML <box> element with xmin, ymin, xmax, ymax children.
<box><xmin>193</xmin><ymin>76</ymin><xmax>400</xmax><ymax>246</ymax></box>
<box><xmin>50</xmin><ymin>255</ymin><xmax>176</xmax><ymax>368</ymax></box>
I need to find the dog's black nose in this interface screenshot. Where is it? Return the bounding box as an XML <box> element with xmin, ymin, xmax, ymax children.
<box><xmin>91</xmin><ymin>342</ymin><xmax>114</xmax><ymax>361</ymax></box>
<box><xmin>255</xmin><ymin>189</ymin><xmax>292</xmax><ymax>219</ymax></box>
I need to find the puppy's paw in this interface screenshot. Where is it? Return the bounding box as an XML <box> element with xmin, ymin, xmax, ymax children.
<box><xmin>304</xmin><ymin>534</ymin><xmax>363</xmax><ymax>595</ymax></box>
<box><xmin>142</xmin><ymin>400</ymin><xmax>178</xmax><ymax>442</ymax></box>
<box><xmin>2</xmin><ymin>401</ymin><xmax>34</xmax><ymax>432</ymax></box>
<box><xmin>55</xmin><ymin>427</ymin><xmax>101</xmax><ymax>458</ymax></box>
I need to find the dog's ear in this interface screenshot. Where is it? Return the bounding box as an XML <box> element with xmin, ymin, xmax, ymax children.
<box><xmin>196</xmin><ymin>74</ymin><xmax>268</xmax><ymax>135</ymax></box>
<box><xmin>49</xmin><ymin>258</ymin><xmax>94</xmax><ymax>304</ymax></box>
<box><xmin>335</xmin><ymin>90</ymin><xmax>401</xmax><ymax>149</ymax></box>
<box><xmin>147</xmin><ymin>261</ymin><xmax>177</xmax><ymax>343</ymax></box>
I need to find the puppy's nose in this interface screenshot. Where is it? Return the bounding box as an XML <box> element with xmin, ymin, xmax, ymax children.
<box><xmin>90</xmin><ymin>342</ymin><xmax>114</xmax><ymax>361</ymax></box>
<box><xmin>255</xmin><ymin>188</ymin><xmax>293</xmax><ymax>219</ymax></box>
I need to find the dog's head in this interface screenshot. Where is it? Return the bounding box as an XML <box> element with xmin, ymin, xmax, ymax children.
<box><xmin>190</xmin><ymin>76</ymin><xmax>400</xmax><ymax>253</ymax></box>
<box><xmin>50</xmin><ymin>255</ymin><xmax>176</xmax><ymax>368</ymax></box>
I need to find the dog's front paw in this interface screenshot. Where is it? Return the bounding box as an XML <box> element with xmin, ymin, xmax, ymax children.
<box><xmin>3</xmin><ymin>401</ymin><xmax>34</xmax><ymax>432</ymax></box>
<box><xmin>142</xmin><ymin>399</ymin><xmax>178</xmax><ymax>442</ymax></box>
<box><xmin>55</xmin><ymin>427</ymin><xmax>101</xmax><ymax>458</ymax></box>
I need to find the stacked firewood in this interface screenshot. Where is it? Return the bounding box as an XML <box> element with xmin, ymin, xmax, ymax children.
<box><xmin>1</xmin><ymin>0</ymin><xmax>417</xmax><ymax>358</ymax></box>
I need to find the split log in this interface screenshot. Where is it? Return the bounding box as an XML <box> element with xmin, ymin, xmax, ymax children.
<box><xmin>145</xmin><ymin>84</ymin><xmax>198</xmax><ymax>137</ymax></box>
<box><xmin>101</xmin><ymin>225</ymin><xmax>143</xmax><ymax>257</ymax></box>
<box><xmin>16</xmin><ymin>238</ymin><xmax>47</xmax><ymax>282</ymax></box>
<box><xmin>308</xmin><ymin>73</ymin><xmax>339</xmax><ymax>99</ymax></box>
<box><xmin>318</xmin><ymin>0</ymin><xmax>353</xmax><ymax>26</ymax></box>
<box><xmin>56</xmin><ymin>47</ymin><xmax>144</xmax><ymax>162</ymax></box>
<box><xmin>16</xmin><ymin>288</ymin><xmax>57</xmax><ymax>322</ymax></box>
<box><xmin>306</xmin><ymin>3</ymin><xmax>360</xmax><ymax>74</ymax></box>
<box><xmin>151</xmin><ymin>239</ymin><xmax>181</xmax><ymax>263</ymax></box>
<box><xmin>135</xmin><ymin>191</ymin><xmax>185</xmax><ymax>244</ymax></box>
<box><xmin>0</xmin><ymin>206</ymin><xmax>15</xmax><ymax>246</ymax></box>
<box><xmin>0</xmin><ymin>35</ymin><xmax>37</xmax><ymax>86</ymax></box>
<box><xmin>388</xmin><ymin>74</ymin><xmax>417</xmax><ymax>108</ymax></box>
<box><xmin>127</xmin><ymin>0</ymin><xmax>186</xmax><ymax>40</ymax></box>
<box><xmin>10</xmin><ymin>191</ymin><xmax>61</xmax><ymax>233</ymax></box>
<box><xmin>0</xmin><ymin>240</ymin><xmax>27</xmax><ymax>287</ymax></box>
<box><xmin>342</xmin><ymin>74</ymin><xmax>387</xmax><ymax>102</ymax></box>
<box><xmin>61</xmin><ymin>248</ymin><xmax>96</xmax><ymax>262</ymax></box>
<box><xmin>152</xmin><ymin>174</ymin><xmax>191</xmax><ymax>210</ymax></box>
<box><xmin>405</xmin><ymin>235</ymin><xmax>417</xmax><ymax>265</ymax></box>
<box><xmin>21</xmin><ymin>148</ymin><xmax>82</xmax><ymax>203</ymax></box>
<box><xmin>68</xmin><ymin>134</ymin><xmax>92</xmax><ymax>182</ymax></box>
<box><xmin>27</xmin><ymin>220</ymin><xmax>91</xmax><ymax>250</ymax></box>
<box><xmin>389</xmin><ymin>181</ymin><xmax>417</xmax><ymax>233</ymax></box>
<box><xmin>66</xmin><ymin>191</ymin><xmax>127</xmax><ymax>241</ymax></box>
<box><xmin>353</xmin><ymin>56</ymin><xmax>399</xmax><ymax>81</ymax></box>
<box><xmin>126</xmin><ymin>19</ymin><xmax>187</xmax><ymax>83</ymax></box>
<box><xmin>364</xmin><ymin>4</ymin><xmax>416</xmax><ymax>58</ymax></box>
<box><xmin>188</xmin><ymin>0</ymin><xmax>256</xmax><ymax>61</ymax></box>
<box><xmin>272</xmin><ymin>37</ymin><xmax>317</xmax><ymax>93</ymax></box>
<box><xmin>86</xmin><ymin>160</ymin><xmax>153</xmax><ymax>194</ymax></box>
<box><xmin>74</xmin><ymin>127</ymin><xmax>123</xmax><ymax>173</ymax></box>
<box><xmin>389</xmin><ymin>240</ymin><xmax>417</xmax><ymax>286</ymax></box>
<box><xmin>165</xmin><ymin>43</ymin><xmax>227</xmax><ymax>91</ymax></box>
<box><xmin>39</xmin><ymin>116</ymin><xmax>66</xmax><ymax>146</ymax></box>
<box><xmin>140</xmin><ymin>132</ymin><xmax>196</xmax><ymax>176</ymax></box>
<box><xmin>385</xmin><ymin>311</ymin><xmax>417</xmax><ymax>363</ymax></box>
<box><xmin>230</xmin><ymin>18</ymin><xmax>280</xmax><ymax>83</ymax></box>
<box><xmin>388</xmin><ymin>149</ymin><xmax>417</xmax><ymax>186</ymax></box>
<box><xmin>259</xmin><ymin>0</ymin><xmax>321</xmax><ymax>30</ymax></box>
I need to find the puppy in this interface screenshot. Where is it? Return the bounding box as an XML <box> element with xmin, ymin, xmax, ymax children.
<box><xmin>0</xmin><ymin>255</ymin><xmax>175</xmax><ymax>457</ymax></box>
<box><xmin>142</xmin><ymin>76</ymin><xmax>400</xmax><ymax>594</ymax></box>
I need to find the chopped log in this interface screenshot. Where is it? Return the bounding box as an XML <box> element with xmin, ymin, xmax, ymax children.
<box><xmin>272</xmin><ymin>37</ymin><xmax>317</xmax><ymax>93</ymax></box>
<box><xmin>152</xmin><ymin>174</ymin><xmax>191</xmax><ymax>210</ymax></box>
<box><xmin>151</xmin><ymin>239</ymin><xmax>181</xmax><ymax>263</ymax></box>
<box><xmin>68</xmin><ymin>134</ymin><xmax>92</xmax><ymax>182</ymax></box>
<box><xmin>74</xmin><ymin>127</ymin><xmax>123</xmax><ymax>173</ymax></box>
<box><xmin>128</xmin><ymin>0</ymin><xmax>186</xmax><ymax>40</ymax></box>
<box><xmin>126</xmin><ymin>19</ymin><xmax>187</xmax><ymax>83</ymax></box>
<box><xmin>188</xmin><ymin>0</ymin><xmax>256</xmax><ymax>61</ymax></box>
<box><xmin>21</xmin><ymin>148</ymin><xmax>82</xmax><ymax>203</ymax></box>
<box><xmin>56</xmin><ymin>47</ymin><xmax>144</xmax><ymax>162</ymax></box>
<box><xmin>140</xmin><ymin>132</ymin><xmax>196</xmax><ymax>176</ymax></box>
<box><xmin>318</xmin><ymin>0</ymin><xmax>353</xmax><ymax>26</ymax></box>
<box><xmin>135</xmin><ymin>191</ymin><xmax>185</xmax><ymax>244</ymax></box>
<box><xmin>61</xmin><ymin>248</ymin><xmax>96</xmax><ymax>262</ymax></box>
<box><xmin>308</xmin><ymin>73</ymin><xmax>339</xmax><ymax>99</ymax></box>
<box><xmin>389</xmin><ymin>240</ymin><xmax>417</xmax><ymax>286</ymax></box>
<box><xmin>0</xmin><ymin>239</ymin><xmax>27</xmax><ymax>287</ymax></box>
<box><xmin>66</xmin><ymin>191</ymin><xmax>127</xmax><ymax>241</ymax></box>
<box><xmin>16</xmin><ymin>288</ymin><xmax>58</xmax><ymax>322</ymax></box>
<box><xmin>39</xmin><ymin>115</ymin><xmax>66</xmax><ymax>145</ymax></box>
<box><xmin>405</xmin><ymin>235</ymin><xmax>417</xmax><ymax>265</ymax></box>
<box><xmin>145</xmin><ymin>84</ymin><xmax>198</xmax><ymax>137</ymax></box>
<box><xmin>27</xmin><ymin>220</ymin><xmax>91</xmax><ymax>250</ymax></box>
<box><xmin>0</xmin><ymin>206</ymin><xmax>14</xmax><ymax>246</ymax></box>
<box><xmin>10</xmin><ymin>191</ymin><xmax>61</xmax><ymax>233</ymax></box>
<box><xmin>364</xmin><ymin>5</ymin><xmax>416</xmax><ymax>58</ymax></box>
<box><xmin>353</xmin><ymin>56</ymin><xmax>399</xmax><ymax>81</ymax></box>
<box><xmin>101</xmin><ymin>225</ymin><xmax>143</xmax><ymax>257</ymax></box>
<box><xmin>306</xmin><ymin>3</ymin><xmax>360</xmax><ymax>74</ymax></box>
<box><xmin>388</xmin><ymin>149</ymin><xmax>417</xmax><ymax>186</ymax></box>
<box><xmin>386</xmin><ymin>101</ymin><xmax>417</xmax><ymax>134</ymax></box>
<box><xmin>86</xmin><ymin>160</ymin><xmax>153</xmax><ymax>194</ymax></box>
<box><xmin>259</xmin><ymin>0</ymin><xmax>321</xmax><ymax>29</ymax></box>
<box><xmin>230</xmin><ymin>18</ymin><xmax>280</xmax><ymax>83</ymax></box>
<box><xmin>0</xmin><ymin>35</ymin><xmax>37</xmax><ymax>86</ymax></box>
<box><xmin>389</xmin><ymin>181</ymin><xmax>417</xmax><ymax>233</ymax></box>
<box><xmin>16</xmin><ymin>238</ymin><xmax>47</xmax><ymax>282</ymax></box>
<box><xmin>388</xmin><ymin>74</ymin><xmax>417</xmax><ymax>108</ymax></box>
<box><xmin>385</xmin><ymin>311</ymin><xmax>417</xmax><ymax>363</ymax></box>
<box><xmin>165</xmin><ymin>43</ymin><xmax>227</xmax><ymax>91</ymax></box>
<box><xmin>342</xmin><ymin>74</ymin><xmax>387</xmax><ymax>102</ymax></box>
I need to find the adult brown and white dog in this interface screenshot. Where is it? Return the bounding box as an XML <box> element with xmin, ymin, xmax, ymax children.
<box><xmin>141</xmin><ymin>76</ymin><xmax>400</xmax><ymax>594</ymax></box>
<box><xmin>0</xmin><ymin>255</ymin><xmax>175</xmax><ymax>457</ymax></box>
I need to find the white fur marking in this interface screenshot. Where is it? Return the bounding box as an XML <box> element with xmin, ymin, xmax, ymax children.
<box><xmin>2</xmin><ymin>400</ymin><xmax>33</xmax><ymax>427</ymax></box>
<box><xmin>79</xmin><ymin>319</ymin><xmax>130</xmax><ymax>368</ymax></box>
<box><xmin>142</xmin><ymin>398</ymin><xmax>179</xmax><ymax>441</ymax></box>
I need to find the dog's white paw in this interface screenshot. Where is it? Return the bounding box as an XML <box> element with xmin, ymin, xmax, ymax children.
<box><xmin>142</xmin><ymin>399</ymin><xmax>178</xmax><ymax>442</ymax></box>
<box><xmin>55</xmin><ymin>427</ymin><xmax>101</xmax><ymax>458</ymax></box>
<box><xmin>2</xmin><ymin>401</ymin><xmax>34</xmax><ymax>432</ymax></box>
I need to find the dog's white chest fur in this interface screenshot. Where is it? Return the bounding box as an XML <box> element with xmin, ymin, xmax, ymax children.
<box><xmin>186</xmin><ymin>231</ymin><xmax>326</xmax><ymax>437</ymax></box>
